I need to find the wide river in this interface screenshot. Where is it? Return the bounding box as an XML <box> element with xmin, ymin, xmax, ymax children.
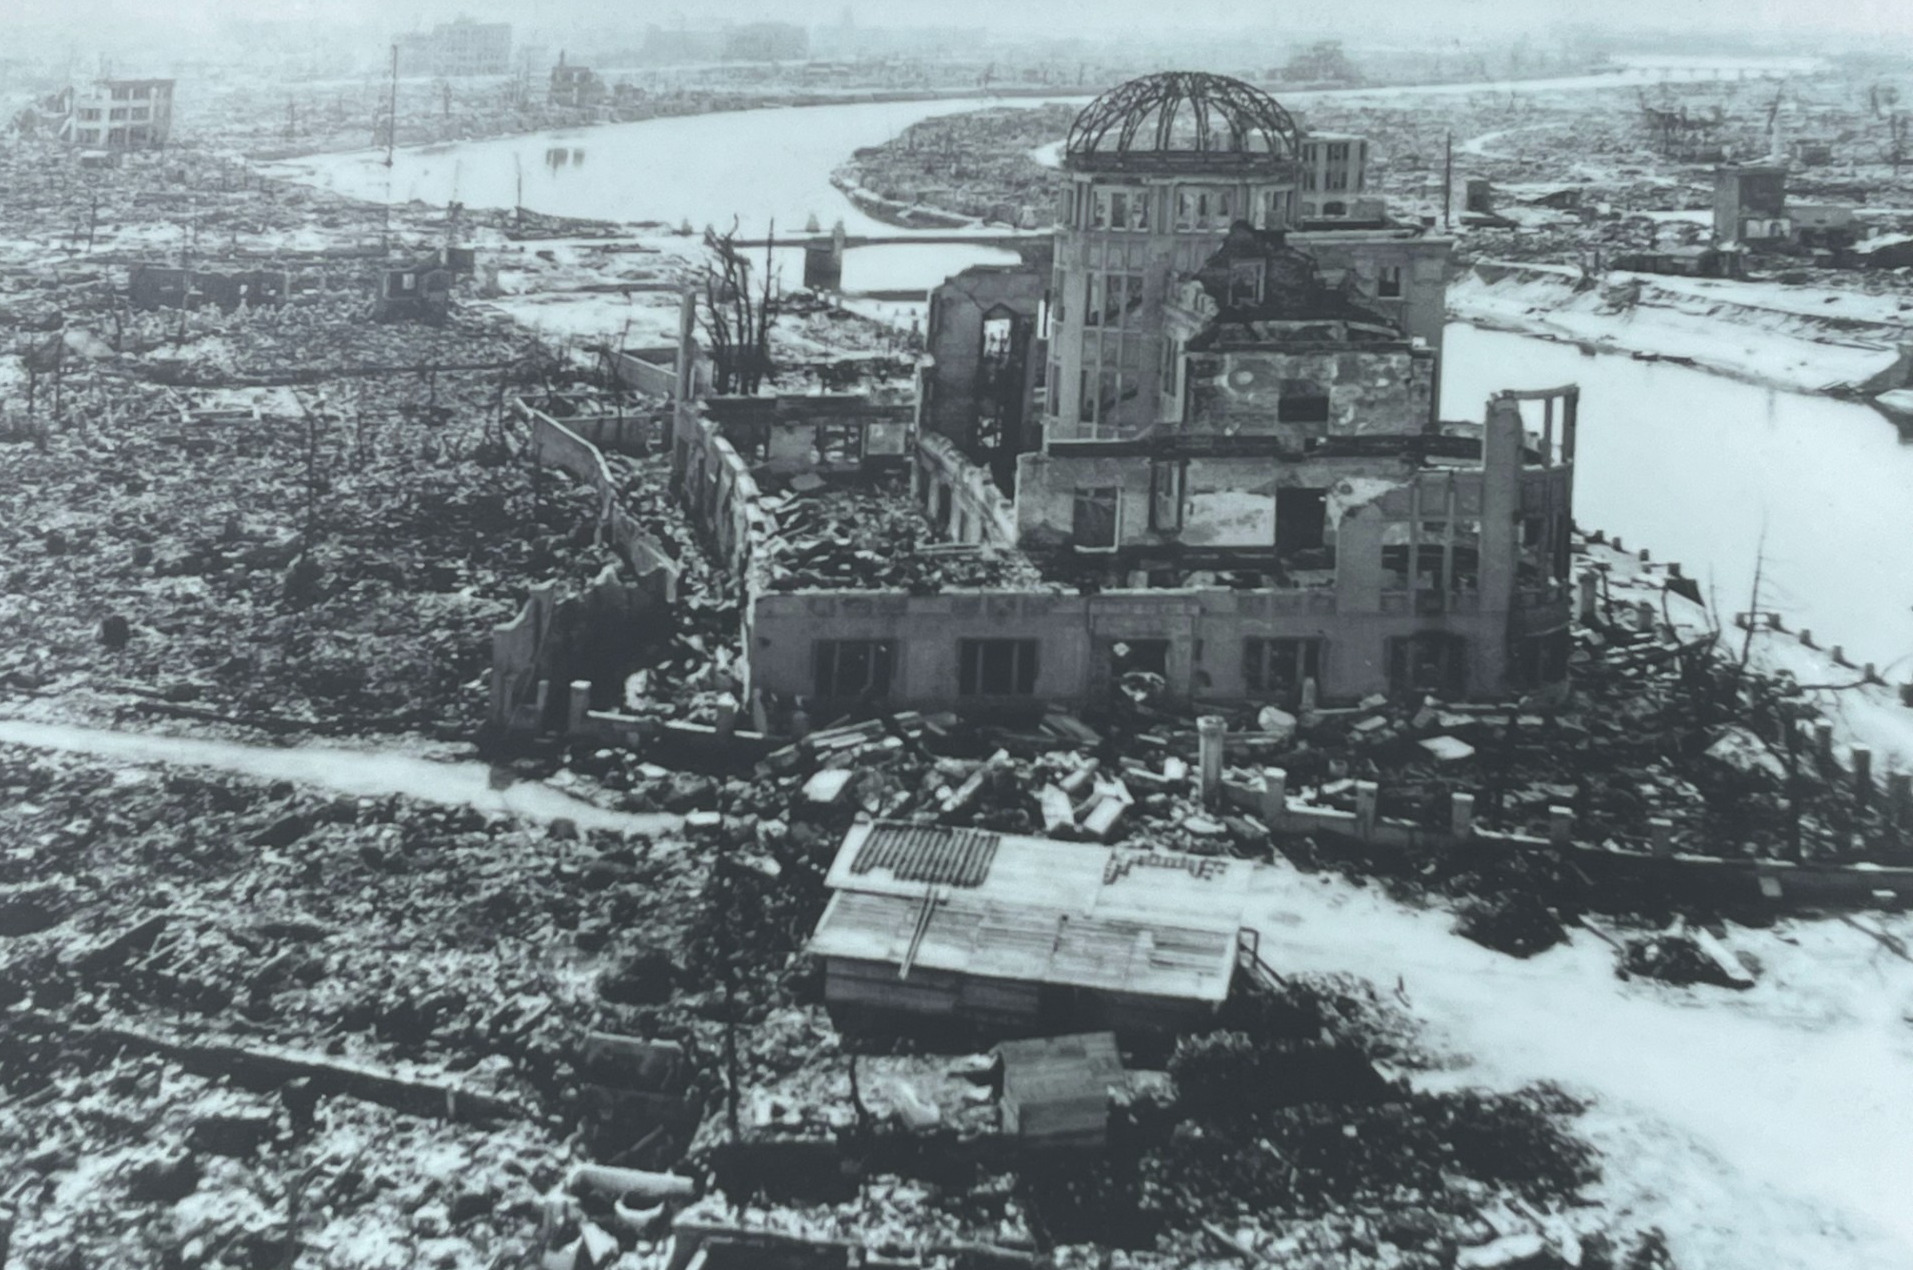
<box><xmin>278</xmin><ymin>88</ymin><xmax>1913</xmax><ymax>673</ymax></box>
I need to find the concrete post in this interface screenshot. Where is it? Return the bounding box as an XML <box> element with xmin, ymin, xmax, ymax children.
<box><xmin>1299</xmin><ymin>676</ymin><xmax>1319</xmax><ymax>718</ymax></box>
<box><xmin>1354</xmin><ymin>781</ymin><xmax>1379</xmax><ymax>840</ymax></box>
<box><xmin>1576</xmin><ymin>572</ymin><xmax>1598</xmax><ymax>623</ymax></box>
<box><xmin>1635</xmin><ymin>599</ymin><xmax>1656</xmax><ymax>631</ymax></box>
<box><xmin>1612</xmin><ymin>536</ymin><xmax>1623</xmax><ymax>552</ymax></box>
<box><xmin>1649</xmin><ymin>816</ymin><xmax>1673</xmax><ymax>857</ymax></box>
<box><xmin>566</xmin><ymin>680</ymin><xmax>591</xmax><ymax>736</ymax></box>
<box><xmin>1814</xmin><ymin>720</ymin><xmax>1834</xmax><ymax>767</ymax></box>
<box><xmin>1852</xmin><ymin>745</ymin><xmax>1873</xmax><ymax>807</ymax></box>
<box><xmin>1638</xmin><ymin>548</ymin><xmax>1650</xmax><ymax>563</ymax></box>
<box><xmin>713</xmin><ymin>693</ymin><xmax>738</xmax><ymax>741</ymax></box>
<box><xmin>1450</xmin><ymin>792</ymin><xmax>1475</xmax><ymax>840</ymax></box>
<box><xmin>1548</xmin><ymin>805</ymin><xmax>1574</xmax><ymax>846</ymax></box>
<box><xmin>534</xmin><ymin>679</ymin><xmax>551</xmax><ymax>732</ymax></box>
<box><xmin>1259</xmin><ymin>768</ymin><xmax>1288</xmax><ymax>826</ymax></box>
<box><xmin>1197</xmin><ymin>715</ymin><xmax>1227</xmax><ymax>809</ymax></box>
<box><xmin>1889</xmin><ymin>771</ymin><xmax>1911</xmax><ymax>825</ymax></box>
<box><xmin>790</xmin><ymin>702</ymin><xmax>812</xmax><ymax>740</ymax></box>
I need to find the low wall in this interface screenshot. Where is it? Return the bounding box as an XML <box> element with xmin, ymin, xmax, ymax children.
<box><xmin>1215</xmin><ymin>767</ymin><xmax>1913</xmax><ymax>911</ymax></box>
<box><xmin>520</xmin><ymin>401</ymin><xmax>679</xmax><ymax>597</ymax></box>
<box><xmin>671</xmin><ymin>403</ymin><xmax>770</xmax><ymax>583</ymax></box>
<box><xmin>614</xmin><ymin>346</ymin><xmax>680</xmax><ymax>399</ymax></box>
<box><xmin>490</xmin><ymin>564</ymin><xmax>666</xmax><ymax>733</ymax></box>
<box><xmin>915</xmin><ymin>432</ymin><xmax>1016</xmax><ymax>546</ymax></box>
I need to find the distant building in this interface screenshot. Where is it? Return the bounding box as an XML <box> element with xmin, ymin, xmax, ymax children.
<box><xmin>639</xmin><ymin>26</ymin><xmax>724</xmax><ymax>65</ymax></box>
<box><xmin>374</xmin><ymin>247</ymin><xmax>476</xmax><ymax>324</ymax></box>
<box><xmin>395</xmin><ymin>18</ymin><xmax>511</xmax><ymax>78</ymax></box>
<box><xmin>1294</xmin><ymin>132</ymin><xmax>1383</xmax><ymax>225</ymax></box>
<box><xmin>1713</xmin><ymin>164</ymin><xmax>1789</xmax><ymax>245</ymax></box>
<box><xmin>62</xmin><ymin>78</ymin><xmax>174</xmax><ymax>150</ymax></box>
<box><xmin>549</xmin><ymin>53</ymin><xmax>606</xmax><ymax>110</ymax></box>
<box><xmin>1713</xmin><ymin>164</ymin><xmax>1857</xmax><ymax>252</ymax></box>
<box><xmin>721</xmin><ymin>22</ymin><xmax>808</xmax><ymax>63</ymax></box>
<box><xmin>129</xmin><ymin>263</ymin><xmax>287</xmax><ymax>312</ymax></box>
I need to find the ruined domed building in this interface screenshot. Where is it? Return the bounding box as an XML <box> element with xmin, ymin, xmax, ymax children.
<box><xmin>906</xmin><ymin>72</ymin><xmax>1577</xmax><ymax>704</ymax></box>
<box><xmin>672</xmin><ymin>72</ymin><xmax>1580</xmax><ymax>725</ymax></box>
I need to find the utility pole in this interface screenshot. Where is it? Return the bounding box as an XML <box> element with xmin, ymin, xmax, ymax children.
<box><xmin>383</xmin><ymin>44</ymin><xmax>398</xmax><ymax>252</ymax></box>
<box><xmin>1441</xmin><ymin>131</ymin><xmax>1453</xmax><ymax>230</ymax></box>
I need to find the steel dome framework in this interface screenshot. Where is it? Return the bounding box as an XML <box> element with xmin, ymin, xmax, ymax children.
<box><xmin>1064</xmin><ymin>71</ymin><xmax>1301</xmax><ymax>168</ymax></box>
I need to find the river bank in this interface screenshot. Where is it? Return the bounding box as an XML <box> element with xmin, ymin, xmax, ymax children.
<box><xmin>1451</xmin><ymin>260</ymin><xmax>1913</xmax><ymax>399</ymax></box>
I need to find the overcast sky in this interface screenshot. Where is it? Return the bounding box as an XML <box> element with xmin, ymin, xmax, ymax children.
<box><xmin>7</xmin><ymin>0</ymin><xmax>1911</xmax><ymax>51</ymax></box>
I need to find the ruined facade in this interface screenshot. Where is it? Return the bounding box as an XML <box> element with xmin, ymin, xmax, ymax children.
<box><xmin>679</xmin><ymin>74</ymin><xmax>1578</xmax><ymax>725</ymax></box>
<box><xmin>62</xmin><ymin>79</ymin><xmax>174</xmax><ymax>150</ymax></box>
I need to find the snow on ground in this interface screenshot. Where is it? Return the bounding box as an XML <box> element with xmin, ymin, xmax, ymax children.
<box><xmin>1450</xmin><ymin>263</ymin><xmax>1910</xmax><ymax>393</ymax></box>
<box><xmin>1242</xmin><ymin>866</ymin><xmax>1913</xmax><ymax>1270</ymax></box>
<box><xmin>0</xmin><ymin>718</ymin><xmax>679</xmax><ymax>838</ymax></box>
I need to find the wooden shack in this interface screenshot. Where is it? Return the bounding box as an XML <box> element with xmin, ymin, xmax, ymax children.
<box><xmin>996</xmin><ymin>1031</ymin><xmax>1124</xmax><ymax>1151</ymax></box>
<box><xmin>807</xmin><ymin>822</ymin><xmax>1250</xmax><ymax>1036</ymax></box>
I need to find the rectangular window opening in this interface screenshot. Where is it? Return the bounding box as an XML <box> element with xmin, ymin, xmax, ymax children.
<box><xmin>959</xmin><ymin>639</ymin><xmax>1039</xmax><ymax>696</ymax></box>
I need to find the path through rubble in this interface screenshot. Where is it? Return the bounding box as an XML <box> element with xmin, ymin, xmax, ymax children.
<box><xmin>1245</xmin><ymin>877</ymin><xmax>1913</xmax><ymax>1270</ymax></box>
<box><xmin>0</xmin><ymin>718</ymin><xmax>679</xmax><ymax>838</ymax></box>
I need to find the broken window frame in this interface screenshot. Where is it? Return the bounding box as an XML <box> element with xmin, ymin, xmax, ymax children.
<box><xmin>1276</xmin><ymin>379</ymin><xmax>1330</xmax><ymax>425</ymax></box>
<box><xmin>1243</xmin><ymin>637</ymin><xmax>1323</xmax><ymax>697</ymax></box>
<box><xmin>958</xmin><ymin>639</ymin><xmax>1039</xmax><ymax>697</ymax></box>
<box><xmin>1378</xmin><ymin>265</ymin><xmax>1403</xmax><ymax>298</ymax></box>
<box><xmin>813</xmin><ymin>640</ymin><xmax>897</xmax><ymax>701</ymax></box>
<box><xmin>1227</xmin><ymin>260</ymin><xmax>1266</xmax><ymax>308</ymax></box>
<box><xmin>1071</xmin><ymin>486</ymin><xmax>1120</xmax><ymax>550</ymax></box>
<box><xmin>1149</xmin><ymin>461</ymin><xmax>1184</xmax><ymax>532</ymax></box>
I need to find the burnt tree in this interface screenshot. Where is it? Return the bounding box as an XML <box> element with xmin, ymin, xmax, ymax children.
<box><xmin>697</xmin><ymin>219</ymin><xmax>778</xmax><ymax>395</ymax></box>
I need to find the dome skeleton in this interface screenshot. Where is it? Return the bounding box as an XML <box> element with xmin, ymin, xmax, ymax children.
<box><xmin>1065</xmin><ymin>71</ymin><xmax>1301</xmax><ymax>163</ymax></box>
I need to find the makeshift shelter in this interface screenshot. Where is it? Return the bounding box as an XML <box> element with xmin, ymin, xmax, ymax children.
<box><xmin>807</xmin><ymin>822</ymin><xmax>1252</xmax><ymax>1035</ymax></box>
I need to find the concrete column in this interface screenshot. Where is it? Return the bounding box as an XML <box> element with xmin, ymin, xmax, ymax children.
<box><xmin>534</xmin><ymin>679</ymin><xmax>551</xmax><ymax>732</ymax></box>
<box><xmin>1649</xmin><ymin>816</ymin><xmax>1673</xmax><ymax>857</ymax></box>
<box><xmin>1259</xmin><ymin>767</ymin><xmax>1288</xmax><ymax>826</ymax></box>
<box><xmin>1450</xmin><ymin>792</ymin><xmax>1475</xmax><ymax>840</ymax></box>
<box><xmin>1548</xmin><ymin>805</ymin><xmax>1574</xmax><ymax>846</ymax></box>
<box><xmin>713</xmin><ymin>693</ymin><xmax>739</xmax><ymax>741</ymax></box>
<box><xmin>567</xmin><ymin>680</ymin><xmax>591</xmax><ymax>736</ymax></box>
<box><xmin>1889</xmin><ymin>771</ymin><xmax>1911</xmax><ymax>825</ymax></box>
<box><xmin>1354</xmin><ymin>781</ymin><xmax>1379</xmax><ymax>840</ymax></box>
<box><xmin>1576</xmin><ymin>572</ymin><xmax>1598</xmax><ymax>623</ymax></box>
<box><xmin>1299</xmin><ymin>676</ymin><xmax>1319</xmax><ymax>718</ymax></box>
<box><xmin>1197</xmin><ymin>715</ymin><xmax>1227</xmax><ymax>809</ymax></box>
<box><xmin>1635</xmin><ymin>599</ymin><xmax>1656</xmax><ymax>631</ymax></box>
<box><xmin>1852</xmin><ymin>745</ymin><xmax>1873</xmax><ymax>807</ymax></box>
<box><xmin>1814</xmin><ymin>720</ymin><xmax>1834</xmax><ymax>767</ymax></box>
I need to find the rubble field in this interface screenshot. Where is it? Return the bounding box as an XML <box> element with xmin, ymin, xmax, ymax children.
<box><xmin>1</xmin><ymin>710</ymin><xmax>1692</xmax><ymax>1270</ymax></box>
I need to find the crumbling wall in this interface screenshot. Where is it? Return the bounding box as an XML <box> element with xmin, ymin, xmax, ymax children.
<box><xmin>614</xmin><ymin>346</ymin><xmax>679</xmax><ymax>398</ymax></box>
<box><xmin>918</xmin><ymin>262</ymin><xmax>1047</xmax><ymax>457</ymax></box>
<box><xmin>489</xmin><ymin>564</ymin><xmax>664</xmax><ymax>732</ymax></box>
<box><xmin>1185</xmin><ymin>346</ymin><xmax>1435</xmax><ymax>441</ymax></box>
<box><xmin>914</xmin><ymin>432</ymin><xmax>1017</xmax><ymax>545</ymax></box>
<box><xmin>748</xmin><ymin>580</ymin><xmax>1556</xmax><ymax>715</ymax></box>
<box><xmin>521</xmin><ymin>401</ymin><xmax>679</xmax><ymax>602</ymax></box>
<box><xmin>702</xmin><ymin>393</ymin><xmax>915</xmax><ymax>479</ymax></box>
<box><xmin>672</xmin><ymin>405</ymin><xmax>769</xmax><ymax>582</ymax></box>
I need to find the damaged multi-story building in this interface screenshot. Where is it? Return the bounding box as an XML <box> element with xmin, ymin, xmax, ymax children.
<box><xmin>563</xmin><ymin>73</ymin><xmax>1580</xmax><ymax>737</ymax></box>
<box><xmin>60</xmin><ymin>78</ymin><xmax>174</xmax><ymax>150</ymax></box>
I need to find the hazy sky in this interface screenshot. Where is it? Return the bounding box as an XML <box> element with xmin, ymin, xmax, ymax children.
<box><xmin>8</xmin><ymin>0</ymin><xmax>1912</xmax><ymax>49</ymax></box>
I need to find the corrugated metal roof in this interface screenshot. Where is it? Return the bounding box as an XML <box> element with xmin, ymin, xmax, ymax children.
<box><xmin>809</xmin><ymin>891</ymin><xmax>1236</xmax><ymax>1003</ymax></box>
<box><xmin>850</xmin><ymin>823</ymin><xmax>1000</xmax><ymax>889</ymax></box>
